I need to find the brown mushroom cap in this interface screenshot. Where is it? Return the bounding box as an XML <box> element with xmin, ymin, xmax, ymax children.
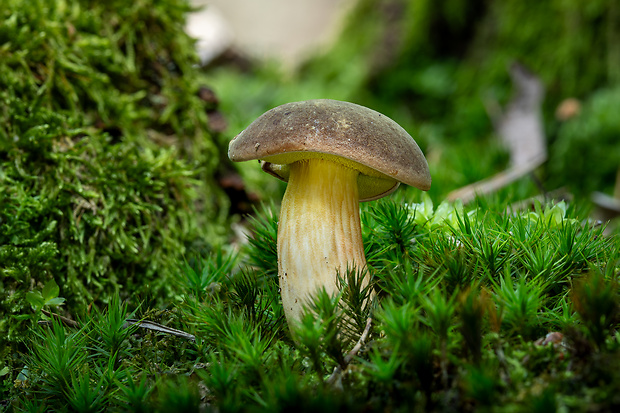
<box><xmin>228</xmin><ymin>99</ymin><xmax>431</xmax><ymax>201</ymax></box>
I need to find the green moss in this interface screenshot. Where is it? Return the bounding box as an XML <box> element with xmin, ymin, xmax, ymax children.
<box><xmin>8</xmin><ymin>200</ymin><xmax>620</xmax><ymax>411</ymax></box>
<box><xmin>0</xmin><ymin>0</ymin><xmax>229</xmax><ymax>380</ymax></box>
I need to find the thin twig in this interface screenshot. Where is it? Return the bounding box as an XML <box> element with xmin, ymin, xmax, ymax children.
<box><xmin>449</xmin><ymin>62</ymin><xmax>548</xmax><ymax>205</ymax></box>
<box><xmin>327</xmin><ymin>317</ymin><xmax>373</xmax><ymax>386</ymax></box>
<box><xmin>124</xmin><ymin>319</ymin><xmax>196</xmax><ymax>341</ymax></box>
<box><xmin>38</xmin><ymin>310</ymin><xmax>195</xmax><ymax>341</ymax></box>
<box><xmin>446</xmin><ymin>156</ymin><xmax>546</xmax><ymax>204</ymax></box>
<box><xmin>40</xmin><ymin>309</ymin><xmax>80</xmax><ymax>328</ymax></box>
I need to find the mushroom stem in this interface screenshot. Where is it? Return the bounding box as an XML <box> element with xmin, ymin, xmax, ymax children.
<box><xmin>278</xmin><ymin>158</ymin><xmax>367</xmax><ymax>325</ymax></box>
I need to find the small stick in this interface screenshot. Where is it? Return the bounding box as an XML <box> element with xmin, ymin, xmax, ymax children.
<box><xmin>38</xmin><ymin>310</ymin><xmax>195</xmax><ymax>341</ymax></box>
<box><xmin>327</xmin><ymin>317</ymin><xmax>373</xmax><ymax>386</ymax></box>
<box><xmin>124</xmin><ymin>319</ymin><xmax>196</xmax><ymax>341</ymax></box>
<box><xmin>40</xmin><ymin>309</ymin><xmax>80</xmax><ymax>328</ymax></box>
<box><xmin>446</xmin><ymin>156</ymin><xmax>546</xmax><ymax>204</ymax></box>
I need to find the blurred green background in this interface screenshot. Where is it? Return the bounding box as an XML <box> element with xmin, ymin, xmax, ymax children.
<box><xmin>206</xmin><ymin>0</ymin><xmax>620</xmax><ymax>204</ymax></box>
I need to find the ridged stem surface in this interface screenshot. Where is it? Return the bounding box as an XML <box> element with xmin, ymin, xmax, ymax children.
<box><xmin>278</xmin><ymin>158</ymin><xmax>367</xmax><ymax>325</ymax></box>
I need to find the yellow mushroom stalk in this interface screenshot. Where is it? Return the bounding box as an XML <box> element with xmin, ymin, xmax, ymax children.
<box><xmin>278</xmin><ymin>158</ymin><xmax>366</xmax><ymax>323</ymax></box>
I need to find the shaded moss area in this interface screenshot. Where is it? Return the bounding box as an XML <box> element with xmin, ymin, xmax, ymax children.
<box><xmin>550</xmin><ymin>86</ymin><xmax>620</xmax><ymax>196</ymax></box>
<box><xmin>0</xmin><ymin>0</ymin><xmax>227</xmax><ymax>370</ymax></box>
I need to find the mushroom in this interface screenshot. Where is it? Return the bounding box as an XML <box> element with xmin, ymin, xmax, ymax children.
<box><xmin>228</xmin><ymin>99</ymin><xmax>431</xmax><ymax>327</ymax></box>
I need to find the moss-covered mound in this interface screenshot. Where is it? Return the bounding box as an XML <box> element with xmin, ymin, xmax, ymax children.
<box><xmin>0</xmin><ymin>0</ymin><xmax>227</xmax><ymax>363</ymax></box>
